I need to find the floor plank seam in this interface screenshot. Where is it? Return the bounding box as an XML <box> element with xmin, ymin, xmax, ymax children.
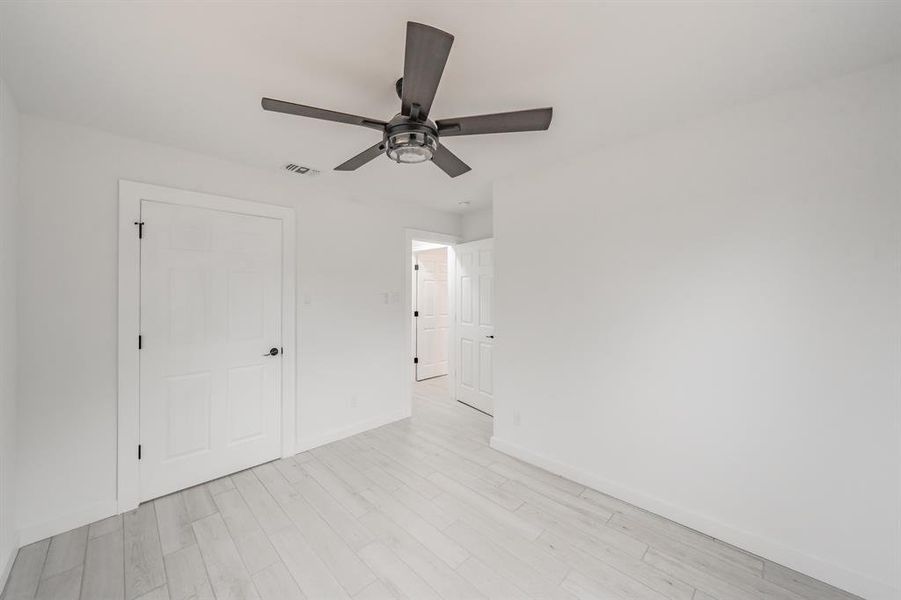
<box><xmin>2</xmin><ymin>375</ymin><xmax>867</xmax><ymax>600</ymax></box>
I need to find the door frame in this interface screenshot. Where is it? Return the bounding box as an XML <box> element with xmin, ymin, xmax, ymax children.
<box><xmin>117</xmin><ymin>180</ymin><xmax>297</xmax><ymax>512</ymax></box>
<box><xmin>404</xmin><ymin>229</ymin><xmax>459</xmax><ymax>409</ymax></box>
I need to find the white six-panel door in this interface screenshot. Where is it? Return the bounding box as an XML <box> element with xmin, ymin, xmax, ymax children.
<box><xmin>415</xmin><ymin>247</ymin><xmax>450</xmax><ymax>381</ymax></box>
<box><xmin>139</xmin><ymin>200</ymin><xmax>283</xmax><ymax>501</ymax></box>
<box><xmin>455</xmin><ymin>238</ymin><xmax>495</xmax><ymax>415</ymax></box>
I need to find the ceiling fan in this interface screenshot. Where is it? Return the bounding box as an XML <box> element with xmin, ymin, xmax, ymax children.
<box><xmin>261</xmin><ymin>21</ymin><xmax>553</xmax><ymax>178</ymax></box>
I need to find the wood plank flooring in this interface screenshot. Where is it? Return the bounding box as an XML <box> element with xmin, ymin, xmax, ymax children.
<box><xmin>2</xmin><ymin>376</ymin><xmax>862</xmax><ymax>600</ymax></box>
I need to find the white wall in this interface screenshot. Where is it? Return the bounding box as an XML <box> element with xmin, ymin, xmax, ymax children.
<box><xmin>460</xmin><ymin>207</ymin><xmax>493</xmax><ymax>242</ymax></box>
<box><xmin>492</xmin><ymin>61</ymin><xmax>901</xmax><ymax>600</ymax></box>
<box><xmin>15</xmin><ymin>115</ymin><xmax>460</xmax><ymax>544</ymax></box>
<box><xmin>0</xmin><ymin>78</ymin><xmax>19</xmax><ymax>590</ymax></box>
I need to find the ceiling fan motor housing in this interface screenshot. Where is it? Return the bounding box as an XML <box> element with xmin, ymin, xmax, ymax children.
<box><xmin>384</xmin><ymin>115</ymin><xmax>439</xmax><ymax>164</ymax></box>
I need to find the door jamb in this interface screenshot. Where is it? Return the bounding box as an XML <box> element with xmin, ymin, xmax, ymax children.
<box><xmin>404</xmin><ymin>229</ymin><xmax>459</xmax><ymax>410</ymax></box>
<box><xmin>117</xmin><ymin>180</ymin><xmax>297</xmax><ymax>512</ymax></box>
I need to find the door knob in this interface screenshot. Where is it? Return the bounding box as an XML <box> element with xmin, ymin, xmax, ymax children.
<box><xmin>486</xmin><ymin>335</ymin><xmax>495</xmax><ymax>339</ymax></box>
<box><xmin>263</xmin><ymin>347</ymin><xmax>280</xmax><ymax>356</ymax></box>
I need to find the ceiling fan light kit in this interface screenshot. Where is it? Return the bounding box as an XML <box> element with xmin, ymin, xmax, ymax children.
<box><xmin>261</xmin><ymin>21</ymin><xmax>553</xmax><ymax>178</ymax></box>
<box><xmin>385</xmin><ymin>117</ymin><xmax>439</xmax><ymax>164</ymax></box>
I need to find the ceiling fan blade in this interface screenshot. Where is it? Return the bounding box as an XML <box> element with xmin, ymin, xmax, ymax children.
<box><xmin>436</xmin><ymin>107</ymin><xmax>552</xmax><ymax>137</ymax></box>
<box><xmin>431</xmin><ymin>144</ymin><xmax>471</xmax><ymax>178</ymax></box>
<box><xmin>401</xmin><ymin>22</ymin><xmax>454</xmax><ymax>120</ymax></box>
<box><xmin>334</xmin><ymin>140</ymin><xmax>386</xmax><ymax>171</ymax></box>
<box><xmin>262</xmin><ymin>98</ymin><xmax>386</xmax><ymax>131</ymax></box>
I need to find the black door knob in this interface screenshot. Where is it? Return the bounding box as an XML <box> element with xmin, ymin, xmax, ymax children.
<box><xmin>263</xmin><ymin>347</ymin><xmax>280</xmax><ymax>356</ymax></box>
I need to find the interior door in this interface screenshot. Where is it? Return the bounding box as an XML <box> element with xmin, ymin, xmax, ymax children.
<box><xmin>455</xmin><ymin>238</ymin><xmax>495</xmax><ymax>415</ymax></box>
<box><xmin>415</xmin><ymin>247</ymin><xmax>449</xmax><ymax>381</ymax></box>
<box><xmin>139</xmin><ymin>200</ymin><xmax>283</xmax><ymax>501</ymax></box>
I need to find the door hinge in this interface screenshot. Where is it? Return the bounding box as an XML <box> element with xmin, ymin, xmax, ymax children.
<box><xmin>138</xmin><ymin>444</ymin><xmax>142</xmax><ymax>460</ymax></box>
<box><xmin>413</xmin><ymin>311</ymin><xmax>419</xmax><ymax>317</ymax></box>
<box><xmin>134</xmin><ymin>221</ymin><xmax>145</xmax><ymax>239</ymax></box>
<box><xmin>414</xmin><ymin>264</ymin><xmax>419</xmax><ymax>271</ymax></box>
<box><xmin>138</xmin><ymin>335</ymin><xmax>142</xmax><ymax>349</ymax></box>
<box><xmin>413</xmin><ymin>357</ymin><xmax>419</xmax><ymax>364</ymax></box>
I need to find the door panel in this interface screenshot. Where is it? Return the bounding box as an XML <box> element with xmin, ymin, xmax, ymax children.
<box><xmin>455</xmin><ymin>238</ymin><xmax>495</xmax><ymax>415</ymax></box>
<box><xmin>227</xmin><ymin>365</ymin><xmax>266</xmax><ymax>444</ymax></box>
<box><xmin>165</xmin><ymin>372</ymin><xmax>212</xmax><ymax>459</ymax></box>
<box><xmin>228</xmin><ymin>271</ymin><xmax>264</xmax><ymax>340</ymax></box>
<box><xmin>460</xmin><ymin>278</ymin><xmax>473</xmax><ymax>323</ymax></box>
<box><xmin>479</xmin><ymin>274</ymin><xmax>494</xmax><ymax>326</ymax></box>
<box><xmin>479</xmin><ymin>342</ymin><xmax>494</xmax><ymax>396</ymax></box>
<box><xmin>140</xmin><ymin>200</ymin><xmax>282</xmax><ymax>501</ymax></box>
<box><xmin>460</xmin><ymin>338</ymin><xmax>474</xmax><ymax>388</ymax></box>
<box><xmin>415</xmin><ymin>247</ymin><xmax>450</xmax><ymax>380</ymax></box>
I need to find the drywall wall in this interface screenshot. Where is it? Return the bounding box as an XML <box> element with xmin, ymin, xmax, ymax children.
<box><xmin>492</xmin><ymin>61</ymin><xmax>901</xmax><ymax>600</ymax></box>
<box><xmin>15</xmin><ymin>115</ymin><xmax>460</xmax><ymax>544</ymax></box>
<box><xmin>0</xmin><ymin>78</ymin><xmax>19</xmax><ymax>589</ymax></box>
<box><xmin>460</xmin><ymin>207</ymin><xmax>493</xmax><ymax>241</ymax></box>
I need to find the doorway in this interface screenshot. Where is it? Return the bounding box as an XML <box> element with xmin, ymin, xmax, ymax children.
<box><xmin>118</xmin><ymin>181</ymin><xmax>297</xmax><ymax>510</ymax></box>
<box><xmin>413</xmin><ymin>242</ymin><xmax>451</xmax><ymax>381</ymax></box>
<box><xmin>403</xmin><ymin>229</ymin><xmax>496</xmax><ymax>419</ymax></box>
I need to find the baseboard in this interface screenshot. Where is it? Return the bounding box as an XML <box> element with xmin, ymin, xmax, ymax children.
<box><xmin>12</xmin><ymin>412</ymin><xmax>409</xmax><ymax>549</ymax></box>
<box><xmin>0</xmin><ymin>531</ymin><xmax>19</xmax><ymax>597</ymax></box>
<box><xmin>295</xmin><ymin>410</ymin><xmax>410</xmax><ymax>453</ymax></box>
<box><xmin>17</xmin><ymin>499</ymin><xmax>119</xmax><ymax>547</ymax></box>
<box><xmin>489</xmin><ymin>436</ymin><xmax>898</xmax><ymax>600</ymax></box>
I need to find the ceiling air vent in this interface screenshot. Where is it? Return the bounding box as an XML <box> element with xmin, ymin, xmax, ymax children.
<box><xmin>283</xmin><ymin>163</ymin><xmax>320</xmax><ymax>176</ymax></box>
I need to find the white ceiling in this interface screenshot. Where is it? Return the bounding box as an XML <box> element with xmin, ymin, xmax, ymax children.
<box><xmin>2</xmin><ymin>1</ymin><xmax>900</xmax><ymax>212</ymax></box>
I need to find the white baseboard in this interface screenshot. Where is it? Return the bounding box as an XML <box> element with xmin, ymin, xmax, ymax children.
<box><xmin>295</xmin><ymin>410</ymin><xmax>410</xmax><ymax>453</ymax></box>
<box><xmin>17</xmin><ymin>499</ymin><xmax>118</xmax><ymax>548</ymax></box>
<box><xmin>9</xmin><ymin>411</ymin><xmax>410</xmax><ymax>563</ymax></box>
<box><xmin>0</xmin><ymin>531</ymin><xmax>19</xmax><ymax>596</ymax></box>
<box><xmin>489</xmin><ymin>436</ymin><xmax>898</xmax><ymax>600</ymax></box>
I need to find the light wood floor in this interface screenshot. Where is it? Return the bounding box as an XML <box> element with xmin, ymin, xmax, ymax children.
<box><xmin>3</xmin><ymin>376</ymin><xmax>859</xmax><ymax>600</ymax></box>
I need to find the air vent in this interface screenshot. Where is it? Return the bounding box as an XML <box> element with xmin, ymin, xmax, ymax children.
<box><xmin>283</xmin><ymin>163</ymin><xmax>320</xmax><ymax>176</ymax></box>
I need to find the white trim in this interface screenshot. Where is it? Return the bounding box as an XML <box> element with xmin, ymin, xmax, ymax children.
<box><xmin>489</xmin><ymin>436</ymin><xmax>899</xmax><ymax>600</ymax></box>
<box><xmin>296</xmin><ymin>410</ymin><xmax>409</xmax><ymax>453</ymax></box>
<box><xmin>117</xmin><ymin>180</ymin><xmax>297</xmax><ymax>512</ymax></box>
<box><xmin>17</xmin><ymin>499</ymin><xmax>118</xmax><ymax>547</ymax></box>
<box><xmin>404</xmin><ymin>228</ymin><xmax>459</xmax><ymax>409</ymax></box>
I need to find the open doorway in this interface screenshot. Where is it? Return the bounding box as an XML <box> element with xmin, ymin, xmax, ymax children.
<box><xmin>404</xmin><ymin>230</ymin><xmax>457</xmax><ymax>415</ymax></box>
<box><xmin>413</xmin><ymin>241</ymin><xmax>451</xmax><ymax>381</ymax></box>
<box><xmin>403</xmin><ymin>229</ymin><xmax>496</xmax><ymax>419</ymax></box>
<box><xmin>410</xmin><ymin>239</ymin><xmax>454</xmax><ymax>408</ymax></box>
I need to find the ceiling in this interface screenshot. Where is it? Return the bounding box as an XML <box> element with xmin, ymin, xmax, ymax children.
<box><xmin>2</xmin><ymin>1</ymin><xmax>900</xmax><ymax>212</ymax></box>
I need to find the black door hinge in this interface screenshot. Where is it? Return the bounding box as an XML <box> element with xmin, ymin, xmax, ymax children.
<box><xmin>414</xmin><ymin>264</ymin><xmax>419</xmax><ymax>271</ymax></box>
<box><xmin>138</xmin><ymin>444</ymin><xmax>142</xmax><ymax>460</ymax></box>
<box><xmin>134</xmin><ymin>221</ymin><xmax>145</xmax><ymax>238</ymax></box>
<box><xmin>413</xmin><ymin>311</ymin><xmax>419</xmax><ymax>317</ymax></box>
<box><xmin>138</xmin><ymin>335</ymin><xmax>142</xmax><ymax>349</ymax></box>
<box><xmin>413</xmin><ymin>357</ymin><xmax>419</xmax><ymax>364</ymax></box>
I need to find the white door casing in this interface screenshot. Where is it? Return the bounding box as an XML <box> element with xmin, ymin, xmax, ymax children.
<box><xmin>415</xmin><ymin>247</ymin><xmax>449</xmax><ymax>381</ymax></box>
<box><xmin>139</xmin><ymin>201</ymin><xmax>283</xmax><ymax>500</ymax></box>
<box><xmin>118</xmin><ymin>180</ymin><xmax>296</xmax><ymax>512</ymax></box>
<box><xmin>455</xmin><ymin>238</ymin><xmax>495</xmax><ymax>415</ymax></box>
